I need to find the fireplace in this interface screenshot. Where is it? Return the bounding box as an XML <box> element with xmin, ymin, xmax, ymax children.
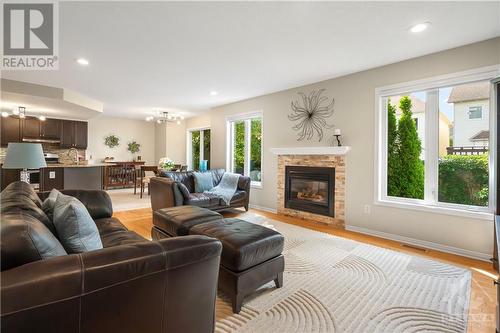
<box><xmin>285</xmin><ymin>166</ymin><xmax>335</xmax><ymax>217</ymax></box>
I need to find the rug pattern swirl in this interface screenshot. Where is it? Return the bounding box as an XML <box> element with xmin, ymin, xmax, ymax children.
<box><xmin>215</xmin><ymin>215</ymin><xmax>471</xmax><ymax>333</ymax></box>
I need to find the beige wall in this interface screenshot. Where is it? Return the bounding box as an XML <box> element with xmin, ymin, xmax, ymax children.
<box><xmin>165</xmin><ymin>121</ymin><xmax>187</xmax><ymax>165</ymax></box>
<box><xmin>87</xmin><ymin>115</ymin><xmax>155</xmax><ymax>164</ymax></box>
<box><xmin>154</xmin><ymin>122</ymin><xmax>168</xmax><ymax>164</ymax></box>
<box><xmin>185</xmin><ymin>113</ymin><xmax>211</xmax><ymax>130</ymax></box>
<box><xmin>187</xmin><ymin>37</ymin><xmax>500</xmax><ymax>257</ymax></box>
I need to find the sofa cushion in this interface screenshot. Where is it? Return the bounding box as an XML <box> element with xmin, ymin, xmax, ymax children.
<box><xmin>193</xmin><ymin>172</ymin><xmax>214</xmax><ymax>192</ymax></box>
<box><xmin>2</xmin><ymin>181</ymin><xmax>43</xmax><ymax>207</ymax></box>
<box><xmin>230</xmin><ymin>190</ymin><xmax>247</xmax><ymax>204</ymax></box>
<box><xmin>160</xmin><ymin>171</ymin><xmax>195</xmax><ymax>192</ymax></box>
<box><xmin>53</xmin><ymin>193</ymin><xmax>103</xmax><ymax>253</ymax></box>
<box><xmin>153</xmin><ymin>206</ymin><xmax>223</xmax><ymax>236</ymax></box>
<box><xmin>95</xmin><ymin>217</ymin><xmax>147</xmax><ymax>247</ymax></box>
<box><xmin>1</xmin><ymin>212</ymin><xmax>67</xmax><ymax>271</ymax></box>
<box><xmin>56</xmin><ymin>189</ymin><xmax>113</xmax><ymax>219</ymax></box>
<box><xmin>190</xmin><ymin>218</ymin><xmax>284</xmax><ymax>272</ymax></box>
<box><xmin>186</xmin><ymin>193</ymin><xmax>221</xmax><ymax>208</ymax></box>
<box><xmin>1</xmin><ymin>181</ymin><xmax>53</xmax><ymax>234</ymax></box>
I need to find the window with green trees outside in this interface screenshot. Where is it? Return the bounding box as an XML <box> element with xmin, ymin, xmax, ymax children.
<box><xmin>383</xmin><ymin>79</ymin><xmax>491</xmax><ymax>211</ymax></box>
<box><xmin>189</xmin><ymin>128</ymin><xmax>210</xmax><ymax>170</ymax></box>
<box><xmin>228</xmin><ymin>112</ymin><xmax>263</xmax><ymax>186</ymax></box>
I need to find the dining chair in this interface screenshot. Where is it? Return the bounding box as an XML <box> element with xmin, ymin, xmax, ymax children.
<box><xmin>134</xmin><ymin>165</ymin><xmax>159</xmax><ymax>198</ymax></box>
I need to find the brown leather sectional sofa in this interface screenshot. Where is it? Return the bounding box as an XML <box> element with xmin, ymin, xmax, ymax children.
<box><xmin>152</xmin><ymin>168</ymin><xmax>251</xmax><ymax>212</ymax></box>
<box><xmin>0</xmin><ymin>181</ymin><xmax>222</xmax><ymax>333</ymax></box>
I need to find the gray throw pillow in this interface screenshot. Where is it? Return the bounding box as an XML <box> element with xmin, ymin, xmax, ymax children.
<box><xmin>193</xmin><ymin>172</ymin><xmax>214</xmax><ymax>193</ymax></box>
<box><xmin>53</xmin><ymin>193</ymin><xmax>103</xmax><ymax>253</ymax></box>
<box><xmin>42</xmin><ymin>188</ymin><xmax>61</xmax><ymax>222</ymax></box>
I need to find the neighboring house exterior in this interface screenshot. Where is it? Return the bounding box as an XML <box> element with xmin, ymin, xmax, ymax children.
<box><xmin>391</xmin><ymin>95</ymin><xmax>451</xmax><ymax>158</ymax></box>
<box><xmin>448</xmin><ymin>82</ymin><xmax>490</xmax><ymax>148</ymax></box>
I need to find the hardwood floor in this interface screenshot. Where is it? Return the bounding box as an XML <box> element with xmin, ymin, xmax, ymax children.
<box><xmin>114</xmin><ymin>207</ymin><xmax>497</xmax><ymax>333</ymax></box>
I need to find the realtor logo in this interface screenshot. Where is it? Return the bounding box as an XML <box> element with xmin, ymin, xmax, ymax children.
<box><xmin>1</xmin><ymin>2</ymin><xmax>58</xmax><ymax>70</ymax></box>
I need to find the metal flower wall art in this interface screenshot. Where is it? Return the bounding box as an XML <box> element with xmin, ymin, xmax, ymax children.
<box><xmin>288</xmin><ymin>89</ymin><xmax>335</xmax><ymax>141</ymax></box>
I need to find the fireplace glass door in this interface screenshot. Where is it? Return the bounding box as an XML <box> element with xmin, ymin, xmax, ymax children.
<box><xmin>290</xmin><ymin>179</ymin><xmax>329</xmax><ymax>205</ymax></box>
<box><xmin>285</xmin><ymin>166</ymin><xmax>335</xmax><ymax>217</ymax></box>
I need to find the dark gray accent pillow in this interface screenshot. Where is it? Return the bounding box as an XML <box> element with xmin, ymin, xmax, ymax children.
<box><xmin>53</xmin><ymin>193</ymin><xmax>103</xmax><ymax>253</ymax></box>
<box><xmin>177</xmin><ymin>182</ymin><xmax>191</xmax><ymax>199</ymax></box>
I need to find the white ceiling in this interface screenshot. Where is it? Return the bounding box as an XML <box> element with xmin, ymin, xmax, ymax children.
<box><xmin>2</xmin><ymin>1</ymin><xmax>499</xmax><ymax>120</ymax></box>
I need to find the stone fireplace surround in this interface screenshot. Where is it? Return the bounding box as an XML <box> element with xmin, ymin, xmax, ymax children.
<box><xmin>271</xmin><ymin>147</ymin><xmax>350</xmax><ymax>229</ymax></box>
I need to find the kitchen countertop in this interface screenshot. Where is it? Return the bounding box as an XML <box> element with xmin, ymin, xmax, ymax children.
<box><xmin>44</xmin><ymin>163</ymin><xmax>115</xmax><ymax>168</ymax></box>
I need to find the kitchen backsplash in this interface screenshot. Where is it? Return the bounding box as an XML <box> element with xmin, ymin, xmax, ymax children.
<box><xmin>0</xmin><ymin>143</ymin><xmax>86</xmax><ymax>164</ymax></box>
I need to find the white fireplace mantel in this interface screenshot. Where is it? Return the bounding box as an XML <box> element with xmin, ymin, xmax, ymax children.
<box><xmin>270</xmin><ymin>146</ymin><xmax>351</xmax><ymax>156</ymax></box>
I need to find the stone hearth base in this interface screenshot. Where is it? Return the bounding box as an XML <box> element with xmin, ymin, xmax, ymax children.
<box><xmin>277</xmin><ymin>154</ymin><xmax>345</xmax><ymax>229</ymax></box>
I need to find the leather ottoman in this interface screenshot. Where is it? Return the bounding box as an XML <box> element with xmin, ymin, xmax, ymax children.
<box><xmin>190</xmin><ymin>218</ymin><xmax>285</xmax><ymax>313</ymax></box>
<box><xmin>152</xmin><ymin>205</ymin><xmax>223</xmax><ymax>238</ymax></box>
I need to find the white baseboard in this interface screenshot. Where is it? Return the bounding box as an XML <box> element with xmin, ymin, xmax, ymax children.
<box><xmin>249</xmin><ymin>204</ymin><xmax>278</xmax><ymax>214</ymax></box>
<box><xmin>346</xmin><ymin>225</ymin><xmax>491</xmax><ymax>262</ymax></box>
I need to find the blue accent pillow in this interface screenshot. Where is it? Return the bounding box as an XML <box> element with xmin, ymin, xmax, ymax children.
<box><xmin>53</xmin><ymin>193</ymin><xmax>103</xmax><ymax>253</ymax></box>
<box><xmin>193</xmin><ymin>172</ymin><xmax>214</xmax><ymax>193</ymax></box>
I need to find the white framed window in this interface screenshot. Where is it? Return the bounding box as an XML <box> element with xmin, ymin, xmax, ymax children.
<box><xmin>374</xmin><ymin>65</ymin><xmax>499</xmax><ymax>219</ymax></box>
<box><xmin>187</xmin><ymin>127</ymin><xmax>210</xmax><ymax>170</ymax></box>
<box><xmin>226</xmin><ymin>111</ymin><xmax>263</xmax><ymax>188</ymax></box>
<box><xmin>468</xmin><ymin>106</ymin><xmax>483</xmax><ymax>120</ymax></box>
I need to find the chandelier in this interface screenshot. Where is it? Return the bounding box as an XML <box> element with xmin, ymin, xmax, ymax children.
<box><xmin>145</xmin><ymin>111</ymin><xmax>184</xmax><ymax>125</ymax></box>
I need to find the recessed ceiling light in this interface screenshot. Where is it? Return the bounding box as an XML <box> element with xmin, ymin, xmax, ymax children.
<box><xmin>39</xmin><ymin>115</ymin><xmax>46</xmax><ymax>121</ymax></box>
<box><xmin>410</xmin><ymin>23</ymin><xmax>429</xmax><ymax>33</ymax></box>
<box><xmin>76</xmin><ymin>58</ymin><xmax>89</xmax><ymax>65</ymax></box>
<box><xmin>210</xmin><ymin>91</ymin><xmax>218</xmax><ymax>96</ymax></box>
<box><xmin>1</xmin><ymin>112</ymin><xmax>9</xmax><ymax>118</ymax></box>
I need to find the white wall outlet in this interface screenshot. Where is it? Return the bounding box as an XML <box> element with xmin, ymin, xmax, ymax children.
<box><xmin>49</xmin><ymin>171</ymin><xmax>56</xmax><ymax>179</ymax></box>
<box><xmin>364</xmin><ymin>204</ymin><xmax>371</xmax><ymax>214</ymax></box>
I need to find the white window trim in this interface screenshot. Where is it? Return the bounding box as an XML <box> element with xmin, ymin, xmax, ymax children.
<box><xmin>374</xmin><ymin>65</ymin><xmax>500</xmax><ymax>220</ymax></box>
<box><xmin>226</xmin><ymin>111</ymin><xmax>263</xmax><ymax>188</ymax></box>
<box><xmin>186</xmin><ymin>126</ymin><xmax>210</xmax><ymax>170</ymax></box>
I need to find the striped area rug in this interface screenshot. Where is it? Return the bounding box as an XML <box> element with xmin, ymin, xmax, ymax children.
<box><xmin>215</xmin><ymin>214</ymin><xmax>471</xmax><ymax>333</ymax></box>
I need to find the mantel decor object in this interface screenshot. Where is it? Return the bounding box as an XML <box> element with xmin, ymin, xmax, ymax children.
<box><xmin>333</xmin><ymin>128</ymin><xmax>342</xmax><ymax>146</ymax></box>
<box><xmin>288</xmin><ymin>89</ymin><xmax>335</xmax><ymax>142</ymax></box>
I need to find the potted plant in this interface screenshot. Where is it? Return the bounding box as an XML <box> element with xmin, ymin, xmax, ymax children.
<box><xmin>159</xmin><ymin>158</ymin><xmax>175</xmax><ymax>171</ymax></box>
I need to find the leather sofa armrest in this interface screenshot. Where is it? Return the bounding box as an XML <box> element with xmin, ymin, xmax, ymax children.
<box><xmin>1</xmin><ymin>236</ymin><xmax>222</xmax><ymax>333</ymax></box>
<box><xmin>38</xmin><ymin>189</ymin><xmax>113</xmax><ymax>219</ymax></box>
<box><xmin>150</xmin><ymin>177</ymin><xmax>177</xmax><ymax>211</ymax></box>
<box><xmin>237</xmin><ymin>175</ymin><xmax>251</xmax><ymax>193</ymax></box>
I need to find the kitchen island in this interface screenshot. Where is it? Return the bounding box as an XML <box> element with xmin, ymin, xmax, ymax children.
<box><xmin>41</xmin><ymin>163</ymin><xmax>113</xmax><ymax>191</ymax></box>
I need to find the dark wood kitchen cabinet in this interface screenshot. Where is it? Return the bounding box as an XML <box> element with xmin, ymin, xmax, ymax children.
<box><xmin>22</xmin><ymin>117</ymin><xmax>61</xmax><ymax>139</ymax></box>
<box><xmin>41</xmin><ymin>167</ymin><xmax>64</xmax><ymax>191</ymax></box>
<box><xmin>0</xmin><ymin>116</ymin><xmax>21</xmax><ymax>147</ymax></box>
<box><xmin>22</xmin><ymin>117</ymin><xmax>40</xmax><ymax>138</ymax></box>
<box><xmin>40</xmin><ymin>118</ymin><xmax>61</xmax><ymax>138</ymax></box>
<box><xmin>74</xmin><ymin>121</ymin><xmax>88</xmax><ymax>148</ymax></box>
<box><xmin>60</xmin><ymin>120</ymin><xmax>88</xmax><ymax>149</ymax></box>
<box><xmin>1</xmin><ymin>116</ymin><xmax>87</xmax><ymax>148</ymax></box>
